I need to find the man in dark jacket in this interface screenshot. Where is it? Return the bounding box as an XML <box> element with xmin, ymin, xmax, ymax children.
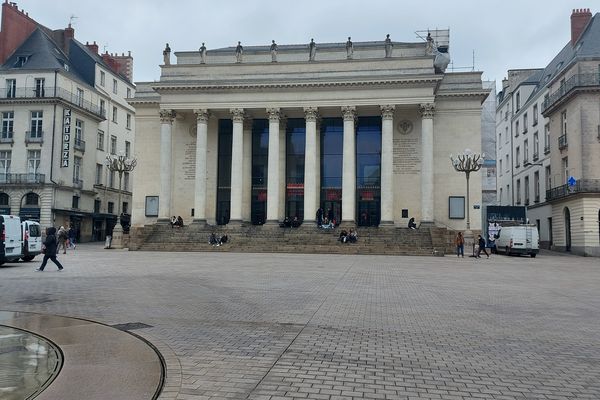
<box><xmin>36</xmin><ymin>227</ymin><xmax>64</xmax><ymax>271</ymax></box>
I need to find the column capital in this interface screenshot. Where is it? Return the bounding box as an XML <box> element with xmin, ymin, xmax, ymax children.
<box><xmin>303</xmin><ymin>107</ymin><xmax>319</xmax><ymax>122</ymax></box>
<box><xmin>230</xmin><ymin>108</ymin><xmax>245</xmax><ymax>122</ymax></box>
<box><xmin>159</xmin><ymin>109</ymin><xmax>176</xmax><ymax>123</ymax></box>
<box><xmin>194</xmin><ymin>109</ymin><xmax>210</xmax><ymax>123</ymax></box>
<box><xmin>419</xmin><ymin>103</ymin><xmax>435</xmax><ymax>119</ymax></box>
<box><xmin>380</xmin><ymin>105</ymin><xmax>395</xmax><ymax>120</ymax></box>
<box><xmin>341</xmin><ymin>106</ymin><xmax>356</xmax><ymax>121</ymax></box>
<box><xmin>267</xmin><ymin>108</ymin><xmax>281</xmax><ymax>122</ymax></box>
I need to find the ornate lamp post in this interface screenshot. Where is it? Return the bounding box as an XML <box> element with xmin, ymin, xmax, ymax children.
<box><xmin>105</xmin><ymin>153</ymin><xmax>137</xmax><ymax>249</ymax></box>
<box><xmin>450</xmin><ymin>149</ymin><xmax>484</xmax><ymax>255</ymax></box>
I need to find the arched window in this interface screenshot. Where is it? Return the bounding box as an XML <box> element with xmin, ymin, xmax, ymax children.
<box><xmin>0</xmin><ymin>193</ymin><xmax>8</xmax><ymax>205</ymax></box>
<box><xmin>23</xmin><ymin>192</ymin><xmax>39</xmax><ymax>206</ymax></box>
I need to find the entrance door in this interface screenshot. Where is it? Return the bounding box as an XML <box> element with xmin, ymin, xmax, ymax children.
<box><xmin>357</xmin><ymin>200</ymin><xmax>380</xmax><ymax>227</ymax></box>
<box><xmin>321</xmin><ymin>200</ymin><xmax>341</xmax><ymax>225</ymax></box>
<box><xmin>564</xmin><ymin>207</ymin><xmax>571</xmax><ymax>251</ymax></box>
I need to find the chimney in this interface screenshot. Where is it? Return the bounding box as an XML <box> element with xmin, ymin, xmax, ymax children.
<box><xmin>86</xmin><ymin>40</ymin><xmax>99</xmax><ymax>54</ymax></box>
<box><xmin>571</xmin><ymin>8</ymin><xmax>592</xmax><ymax>45</ymax></box>
<box><xmin>502</xmin><ymin>78</ymin><xmax>509</xmax><ymax>91</ymax></box>
<box><xmin>63</xmin><ymin>23</ymin><xmax>74</xmax><ymax>53</ymax></box>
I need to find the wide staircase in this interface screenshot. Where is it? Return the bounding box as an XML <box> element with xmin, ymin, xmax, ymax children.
<box><xmin>130</xmin><ymin>223</ymin><xmax>456</xmax><ymax>256</ymax></box>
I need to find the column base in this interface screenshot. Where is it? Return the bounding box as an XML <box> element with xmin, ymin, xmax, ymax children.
<box><xmin>339</xmin><ymin>220</ymin><xmax>356</xmax><ymax>229</ymax></box>
<box><xmin>379</xmin><ymin>220</ymin><xmax>395</xmax><ymax>227</ymax></box>
<box><xmin>156</xmin><ymin>218</ymin><xmax>171</xmax><ymax>225</ymax></box>
<box><xmin>263</xmin><ymin>219</ymin><xmax>280</xmax><ymax>227</ymax></box>
<box><xmin>191</xmin><ymin>219</ymin><xmax>208</xmax><ymax>227</ymax></box>
<box><xmin>419</xmin><ymin>220</ymin><xmax>435</xmax><ymax>227</ymax></box>
<box><xmin>227</xmin><ymin>219</ymin><xmax>243</xmax><ymax>228</ymax></box>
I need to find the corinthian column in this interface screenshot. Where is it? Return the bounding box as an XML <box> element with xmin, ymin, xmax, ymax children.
<box><xmin>242</xmin><ymin>117</ymin><xmax>252</xmax><ymax>223</ymax></box>
<box><xmin>229</xmin><ymin>108</ymin><xmax>245</xmax><ymax>225</ymax></box>
<box><xmin>193</xmin><ymin>109</ymin><xmax>209</xmax><ymax>224</ymax></box>
<box><xmin>420</xmin><ymin>103</ymin><xmax>435</xmax><ymax>223</ymax></box>
<box><xmin>341</xmin><ymin>106</ymin><xmax>356</xmax><ymax>224</ymax></box>
<box><xmin>303</xmin><ymin>107</ymin><xmax>319</xmax><ymax>223</ymax></box>
<box><xmin>380</xmin><ymin>105</ymin><xmax>395</xmax><ymax>226</ymax></box>
<box><xmin>158</xmin><ymin>109</ymin><xmax>175</xmax><ymax>222</ymax></box>
<box><xmin>266</xmin><ymin>108</ymin><xmax>281</xmax><ymax>224</ymax></box>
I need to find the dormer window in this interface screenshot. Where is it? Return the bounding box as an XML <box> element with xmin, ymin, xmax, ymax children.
<box><xmin>14</xmin><ymin>55</ymin><xmax>29</xmax><ymax>67</ymax></box>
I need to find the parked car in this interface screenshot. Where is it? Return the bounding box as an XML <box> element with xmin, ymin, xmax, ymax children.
<box><xmin>495</xmin><ymin>225</ymin><xmax>540</xmax><ymax>257</ymax></box>
<box><xmin>1</xmin><ymin>215</ymin><xmax>24</xmax><ymax>266</ymax></box>
<box><xmin>21</xmin><ymin>220</ymin><xmax>42</xmax><ymax>262</ymax></box>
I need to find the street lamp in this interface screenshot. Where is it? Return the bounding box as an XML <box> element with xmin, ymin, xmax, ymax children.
<box><xmin>105</xmin><ymin>153</ymin><xmax>136</xmax><ymax>249</ymax></box>
<box><xmin>450</xmin><ymin>149</ymin><xmax>484</xmax><ymax>255</ymax></box>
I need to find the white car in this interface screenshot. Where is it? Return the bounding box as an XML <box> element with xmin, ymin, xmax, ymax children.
<box><xmin>21</xmin><ymin>220</ymin><xmax>42</xmax><ymax>262</ymax></box>
<box><xmin>495</xmin><ymin>225</ymin><xmax>540</xmax><ymax>258</ymax></box>
<box><xmin>1</xmin><ymin>215</ymin><xmax>23</xmax><ymax>266</ymax></box>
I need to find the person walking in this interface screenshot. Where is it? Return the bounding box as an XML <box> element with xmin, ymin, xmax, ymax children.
<box><xmin>476</xmin><ymin>234</ymin><xmax>490</xmax><ymax>258</ymax></box>
<box><xmin>57</xmin><ymin>226</ymin><xmax>68</xmax><ymax>254</ymax></box>
<box><xmin>36</xmin><ymin>227</ymin><xmax>64</xmax><ymax>271</ymax></box>
<box><xmin>455</xmin><ymin>231</ymin><xmax>464</xmax><ymax>258</ymax></box>
<box><xmin>67</xmin><ymin>225</ymin><xmax>76</xmax><ymax>249</ymax></box>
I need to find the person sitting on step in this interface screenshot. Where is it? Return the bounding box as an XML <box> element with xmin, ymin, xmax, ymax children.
<box><xmin>339</xmin><ymin>229</ymin><xmax>348</xmax><ymax>243</ymax></box>
<box><xmin>348</xmin><ymin>229</ymin><xmax>358</xmax><ymax>243</ymax></box>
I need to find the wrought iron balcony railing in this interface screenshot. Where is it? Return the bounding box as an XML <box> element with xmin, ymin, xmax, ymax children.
<box><xmin>74</xmin><ymin>138</ymin><xmax>86</xmax><ymax>152</ymax></box>
<box><xmin>73</xmin><ymin>178</ymin><xmax>83</xmax><ymax>189</ymax></box>
<box><xmin>546</xmin><ymin>179</ymin><xmax>600</xmax><ymax>201</ymax></box>
<box><xmin>0</xmin><ymin>173</ymin><xmax>45</xmax><ymax>184</ymax></box>
<box><xmin>25</xmin><ymin>131</ymin><xmax>43</xmax><ymax>144</ymax></box>
<box><xmin>0</xmin><ymin>86</ymin><xmax>104</xmax><ymax>119</ymax></box>
<box><xmin>543</xmin><ymin>73</ymin><xmax>600</xmax><ymax>113</ymax></box>
<box><xmin>558</xmin><ymin>134</ymin><xmax>568</xmax><ymax>150</ymax></box>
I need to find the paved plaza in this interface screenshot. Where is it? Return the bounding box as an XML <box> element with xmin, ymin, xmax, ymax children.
<box><xmin>1</xmin><ymin>245</ymin><xmax>599</xmax><ymax>400</ymax></box>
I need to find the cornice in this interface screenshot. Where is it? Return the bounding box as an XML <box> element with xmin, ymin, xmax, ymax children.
<box><xmin>151</xmin><ymin>76</ymin><xmax>442</xmax><ymax>92</ymax></box>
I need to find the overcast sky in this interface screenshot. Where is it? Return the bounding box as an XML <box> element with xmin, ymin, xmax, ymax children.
<box><xmin>16</xmin><ymin>0</ymin><xmax>585</xmax><ymax>90</ymax></box>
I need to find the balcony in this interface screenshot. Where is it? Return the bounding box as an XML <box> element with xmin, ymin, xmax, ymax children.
<box><xmin>543</xmin><ymin>73</ymin><xmax>600</xmax><ymax>114</ymax></box>
<box><xmin>544</xmin><ymin>144</ymin><xmax>550</xmax><ymax>155</ymax></box>
<box><xmin>558</xmin><ymin>134</ymin><xmax>568</xmax><ymax>150</ymax></box>
<box><xmin>0</xmin><ymin>86</ymin><xmax>104</xmax><ymax>119</ymax></box>
<box><xmin>546</xmin><ymin>179</ymin><xmax>600</xmax><ymax>201</ymax></box>
<box><xmin>25</xmin><ymin>131</ymin><xmax>43</xmax><ymax>144</ymax></box>
<box><xmin>0</xmin><ymin>132</ymin><xmax>13</xmax><ymax>144</ymax></box>
<box><xmin>533</xmin><ymin>151</ymin><xmax>539</xmax><ymax>161</ymax></box>
<box><xmin>0</xmin><ymin>173</ymin><xmax>45</xmax><ymax>184</ymax></box>
<box><xmin>73</xmin><ymin>178</ymin><xmax>83</xmax><ymax>189</ymax></box>
<box><xmin>74</xmin><ymin>138</ymin><xmax>86</xmax><ymax>152</ymax></box>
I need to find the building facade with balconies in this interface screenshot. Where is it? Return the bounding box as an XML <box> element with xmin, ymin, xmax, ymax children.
<box><xmin>0</xmin><ymin>2</ymin><xmax>135</xmax><ymax>242</ymax></box>
<box><xmin>497</xmin><ymin>8</ymin><xmax>600</xmax><ymax>256</ymax></box>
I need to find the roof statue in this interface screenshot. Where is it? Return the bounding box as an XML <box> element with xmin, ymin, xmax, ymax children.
<box><xmin>346</xmin><ymin>37</ymin><xmax>353</xmax><ymax>59</ymax></box>
<box><xmin>199</xmin><ymin>42</ymin><xmax>207</xmax><ymax>64</ymax></box>
<box><xmin>235</xmin><ymin>41</ymin><xmax>243</xmax><ymax>63</ymax></box>
<box><xmin>270</xmin><ymin>40</ymin><xmax>278</xmax><ymax>62</ymax></box>
<box><xmin>384</xmin><ymin>34</ymin><xmax>393</xmax><ymax>58</ymax></box>
<box><xmin>163</xmin><ymin>43</ymin><xmax>171</xmax><ymax>65</ymax></box>
<box><xmin>308</xmin><ymin>38</ymin><xmax>316</xmax><ymax>61</ymax></box>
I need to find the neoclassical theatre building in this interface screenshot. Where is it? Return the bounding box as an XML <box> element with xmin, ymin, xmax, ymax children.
<box><xmin>130</xmin><ymin>34</ymin><xmax>489</xmax><ymax>231</ymax></box>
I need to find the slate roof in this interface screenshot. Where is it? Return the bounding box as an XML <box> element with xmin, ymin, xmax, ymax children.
<box><xmin>0</xmin><ymin>27</ymin><xmax>89</xmax><ymax>85</ymax></box>
<box><xmin>522</xmin><ymin>12</ymin><xmax>600</xmax><ymax>106</ymax></box>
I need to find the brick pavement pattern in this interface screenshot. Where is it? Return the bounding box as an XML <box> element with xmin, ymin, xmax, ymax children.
<box><xmin>1</xmin><ymin>245</ymin><xmax>599</xmax><ymax>400</ymax></box>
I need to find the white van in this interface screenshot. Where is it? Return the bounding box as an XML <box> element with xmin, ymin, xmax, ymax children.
<box><xmin>21</xmin><ymin>220</ymin><xmax>42</xmax><ymax>261</ymax></box>
<box><xmin>1</xmin><ymin>215</ymin><xmax>23</xmax><ymax>266</ymax></box>
<box><xmin>495</xmin><ymin>225</ymin><xmax>540</xmax><ymax>257</ymax></box>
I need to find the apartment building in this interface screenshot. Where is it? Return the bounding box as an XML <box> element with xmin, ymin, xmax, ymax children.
<box><xmin>0</xmin><ymin>2</ymin><xmax>135</xmax><ymax>242</ymax></box>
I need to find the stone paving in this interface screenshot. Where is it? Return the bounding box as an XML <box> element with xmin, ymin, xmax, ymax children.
<box><xmin>0</xmin><ymin>244</ymin><xmax>599</xmax><ymax>400</ymax></box>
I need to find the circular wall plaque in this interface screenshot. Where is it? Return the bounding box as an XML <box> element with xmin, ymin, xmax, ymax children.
<box><xmin>397</xmin><ymin>120</ymin><xmax>413</xmax><ymax>135</ymax></box>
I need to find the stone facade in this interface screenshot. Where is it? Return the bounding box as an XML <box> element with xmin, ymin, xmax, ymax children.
<box><xmin>131</xmin><ymin>36</ymin><xmax>488</xmax><ymax>232</ymax></box>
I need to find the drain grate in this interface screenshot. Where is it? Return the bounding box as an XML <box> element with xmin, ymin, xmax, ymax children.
<box><xmin>111</xmin><ymin>322</ymin><xmax>153</xmax><ymax>331</ymax></box>
<box><xmin>15</xmin><ymin>296</ymin><xmax>53</xmax><ymax>305</ymax></box>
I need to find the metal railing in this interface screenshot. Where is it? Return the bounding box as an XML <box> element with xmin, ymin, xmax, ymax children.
<box><xmin>532</xmin><ymin>151</ymin><xmax>539</xmax><ymax>161</ymax></box>
<box><xmin>544</xmin><ymin>144</ymin><xmax>550</xmax><ymax>154</ymax></box>
<box><xmin>73</xmin><ymin>178</ymin><xmax>83</xmax><ymax>189</ymax></box>
<box><xmin>0</xmin><ymin>173</ymin><xmax>45</xmax><ymax>184</ymax></box>
<box><xmin>74</xmin><ymin>138</ymin><xmax>86</xmax><ymax>152</ymax></box>
<box><xmin>543</xmin><ymin>73</ymin><xmax>600</xmax><ymax>112</ymax></box>
<box><xmin>25</xmin><ymin>131</ymin><xmax>43</xmax><ymax>144</ymax></box>
<box><xmin>0</xmin><ymin>86</ymin><xmax>104</xmax><ymax>118</ymax></box>
<box><xmin>558</xmin><ymin>134</ymin><xmax>568</xmax><ymax>150</ymax></box>
<box><xmin>546</xmin><ymin>179</ymin><xmax>600</xmax><ymax>201</ymax></box>
<box><xmin>0</xmin><ymin>135</ymin><xmax>13</xmax><ymax>144</ymax></box>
